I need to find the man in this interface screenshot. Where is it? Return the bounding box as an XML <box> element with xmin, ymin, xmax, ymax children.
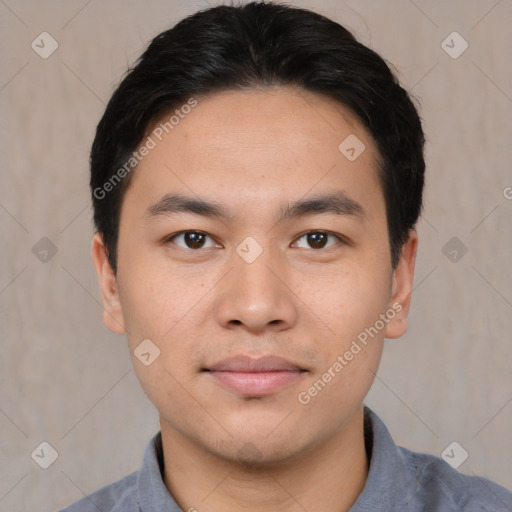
<box><xmin>60</xmin><ymin>1</ymin><xmax>512</xmax><ymax>511</ymax></box>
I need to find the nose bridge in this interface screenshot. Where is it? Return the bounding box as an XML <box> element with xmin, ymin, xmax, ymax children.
<box><xmin>233</xmin><ymin>237</ymin><xmax>284</xmax><ymax>305</ymax></box>
<box><xmin>214</xmin><ymin>237</ymin><xmax>298</xmax><ymax>332</ymax></box>
<box><xmin>236</xmin><ymin>240</ymin><xmax>279</xmax><ymax>294</ymax></box>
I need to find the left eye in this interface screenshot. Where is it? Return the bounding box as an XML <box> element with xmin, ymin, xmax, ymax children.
<box><xmin>292</xmin><ymin>231</ymin><xmax>341</xmax><ymax>250</ymax></box>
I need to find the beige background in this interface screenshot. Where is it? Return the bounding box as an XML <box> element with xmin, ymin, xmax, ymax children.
<box><xmin>1</xmin><ymin>0</ymin><xmax>511</xmax><ymax>511</ymax></box>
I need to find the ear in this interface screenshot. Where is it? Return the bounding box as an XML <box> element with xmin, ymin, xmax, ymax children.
<box><xmin>385</xmin><ymin>229</ymin><xmax>418</xmax><ymax>339</ymax></box>
<box><xmin>91</xmin><ymin>232</ymin><xmax>126</xmax><ymax>335</ymax></box>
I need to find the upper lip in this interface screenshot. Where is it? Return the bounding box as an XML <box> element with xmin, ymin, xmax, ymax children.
<box><xmin>205</xmin><ymin>355</ymin><xmax>305</xmax><ymax>372</ymax></box>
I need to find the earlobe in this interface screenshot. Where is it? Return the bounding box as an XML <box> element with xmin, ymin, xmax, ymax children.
<box><xmin>90</xmin><ymin>233</ymin><xmax>127</xmax><ymax>335</ymax></box>
<box><xmin>385</xmin><ymin>229</ymin><xmax>418</xmax><ymax>339</ymax></box>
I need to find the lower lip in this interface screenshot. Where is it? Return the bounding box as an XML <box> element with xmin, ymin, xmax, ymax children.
<box><xmin>207</xmin><ymin>370</ymin><xmax>304</xmax><ymax>396</ymax></box>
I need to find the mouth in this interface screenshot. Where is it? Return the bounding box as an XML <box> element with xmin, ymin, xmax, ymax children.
<box><xmin>202</xmin><ymin>355</ymin><xmax>308</xmax><ymax>396</ymax></box>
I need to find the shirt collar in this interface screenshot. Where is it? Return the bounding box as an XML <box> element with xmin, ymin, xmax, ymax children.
<box><xmin>136</xmin><ymin>430</ymin><xmax>181</xmax><ymax>511</ymax></box>
<box><xmin>348</xmin><ymin>406</ymin><xmax>416</xmax><ymax>511</ymax></box>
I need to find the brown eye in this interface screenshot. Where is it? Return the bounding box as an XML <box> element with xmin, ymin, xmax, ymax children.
<box><xmin>307</xmin><ymin>232</ymin><xmax>328</xmax><ymax>249</ymax></box>
<box><xmin>293</xmin><ymin>231</ymin><xmax>341</xmax><ymax>250</ymax></box>
<box><xmin>183</xmin><ymin>232</ymin><xmax>206</xmax><ymax>249</ymax></box>
<box><xmin>166</xmin><ymin>231</ymin><xmax>218</xmax><ymax>250</ymax></box>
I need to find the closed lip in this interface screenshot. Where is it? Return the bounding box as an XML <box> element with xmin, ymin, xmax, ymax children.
<box><xmin>203</xmin><ymin>355</ymin><xmax>307</xmax><ymax>373</ymax></box>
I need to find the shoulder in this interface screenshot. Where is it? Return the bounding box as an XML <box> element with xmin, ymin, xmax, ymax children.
<box><xmin>398</xmin><ymin>446</ymin><xmax>512</xmax><ymax>511</ymax></box>
<box><xmin>363</xmin><ymin>407</ymin><xmax>512</xmax><ymax>511</ymax></box>
<box><xmin>57</xmin><ymin>471</ymin><xmax>139</xmax><ymax>512</ymax></box>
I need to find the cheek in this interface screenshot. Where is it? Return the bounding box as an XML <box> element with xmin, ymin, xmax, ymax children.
<box><xmin>306</xmin><ymin>260</ymin><xmax>392</xmax><ymax>345</ymax></box>
<box><xmin>118</xmin><ymin>267</ymin><xmax>201</xmax><ymax>416</ymax></box>
<box><xmin>117</xmin><ymin>253</ymin><xmax>212</xmax><ymax>343</ymax></box>
<box><xmin>295</xmin><ymin>269</ymin><xmax>387</xmax><ymax>423</ymax></box>
<box><xmin>116</xmin><ymin>256</ymin><xmax>218</xmax><ymax>400</ymax></box>
<box><xmin>296</xmin><ymin>342</ymin><xmax>383</xmax><ymax>438</ymax></box>
<box><xmin>299</xmin><ymin>259</ymin><xmax>390</xmax><ymax>412</ymax></box>
<box><xmin>130</xmin><ymin>356</ymin><xmax>203</xmax><ymax>438</ymax></box>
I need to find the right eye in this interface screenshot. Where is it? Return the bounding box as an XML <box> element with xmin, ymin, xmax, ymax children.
<box><xmin>163</xmin><ymin>231</ymin><xmax>221</xmax><ymax>250</ymax></box>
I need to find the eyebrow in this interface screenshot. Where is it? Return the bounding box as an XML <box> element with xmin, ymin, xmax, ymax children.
<box><xmin>144</xmin><ymin>190</ymin><xmax>367</xmax><ymax>224</ymax></box>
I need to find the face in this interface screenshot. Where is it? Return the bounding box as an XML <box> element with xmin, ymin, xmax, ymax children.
<box><xmin>92</xmin><ymin>87</ymin><xmax>417</xmax><ymax>465</ymax></box>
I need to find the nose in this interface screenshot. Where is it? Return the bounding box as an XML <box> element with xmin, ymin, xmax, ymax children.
<box><xmin>214</xmin><ymin>243</ymin><xmax>298</xmax><ymax>334</ymax></box>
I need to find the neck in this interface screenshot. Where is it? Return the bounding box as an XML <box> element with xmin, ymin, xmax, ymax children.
<box><xmin>160</xmin><ymin>406</ymin><xmax>369</xmax><ymax>512</ymax></box>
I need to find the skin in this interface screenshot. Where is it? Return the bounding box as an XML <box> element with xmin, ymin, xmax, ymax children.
<box><xmin>92</xmin><ymin>86</ymin><xmax>417</xmax><ymax>512</ymax></box>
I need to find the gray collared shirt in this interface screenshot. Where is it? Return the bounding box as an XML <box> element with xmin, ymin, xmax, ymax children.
<box><xmin>59</xmin><ymin>406</ymin><xmax>512</xmax><ymax>511</ymax></box>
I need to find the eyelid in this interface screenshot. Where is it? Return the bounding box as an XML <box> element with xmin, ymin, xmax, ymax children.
<box><xmin>291</xmin><ymin>230</ymin><xmax>346</xmax><ymax>249</ymax></box>
<box><xmin>163</xmin><ymin>230</ymin><xmax>221</xmax><ymax>248</ymax></box>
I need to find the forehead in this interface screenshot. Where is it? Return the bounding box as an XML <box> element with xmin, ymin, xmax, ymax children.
<box><xmin>157</xmin><ymin>87</ymin><xmax>373</xmax><ymax>159</ymax></box>
<box><xmin>122</xmin><ymin>87</ymin><xmax>383</xmax><ymax>221</ymax></box>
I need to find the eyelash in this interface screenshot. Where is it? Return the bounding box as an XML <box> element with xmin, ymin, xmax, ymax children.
<box><xmin>163</xmin><ymin>230</ymin><xmax>345</xmax><ymax>251</ymax></box>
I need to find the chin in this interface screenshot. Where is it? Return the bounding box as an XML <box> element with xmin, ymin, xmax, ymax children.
<box><xmin>214</xmin><ymin>436</ymin><xmax>305</xmax><ymax>470</ymax></box>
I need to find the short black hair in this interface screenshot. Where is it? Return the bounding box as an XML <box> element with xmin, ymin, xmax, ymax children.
<box><xmin>90</xmin><ymin>0</ymin><xmax>425</xmax><ymax>273</ymax></box>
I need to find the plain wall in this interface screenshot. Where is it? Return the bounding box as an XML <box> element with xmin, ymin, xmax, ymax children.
<box><xmin>0</xmin><ymin>1</ymin><xmax>511</xmax><ymax>511</ymax></box>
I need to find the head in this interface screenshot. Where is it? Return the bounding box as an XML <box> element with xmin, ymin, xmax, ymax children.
<box><xmin>91</xmin><ymin>1</ymin><xmax>424</xmax><ymax>465</ymax></box>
